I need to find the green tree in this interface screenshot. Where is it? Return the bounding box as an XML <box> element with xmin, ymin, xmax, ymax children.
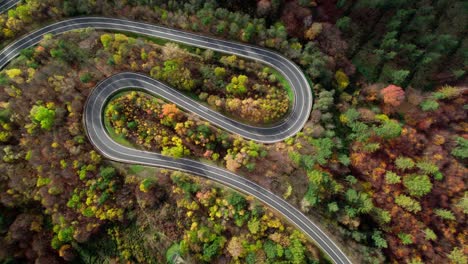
<box><xmin>372</xmin><ymin>231</ymin><xmax>388</xmax><ymax>248</ymax></box>
<box><xmin>391</xmin><ymin>69</ymin><xmax>410</xmax><ymax>86</ymax></box>
<box><xmin>216</xmin><ymin>21</ymin><xmax>227</xmax><ymax>34</ymax></box>
<box><xmin>139</xmin><ymin>179</ymin><xmax>155</xmax><ymax>193</ymax></box>
<box><xmin>424</xmin><ymin>228</ymin><xmax>437</xmax><ymax>241</ymax></box>
<box><xmin>288</xmin><ymin>232</ymin><xmax>305</xmax><ymax>264</ymax></box>
<box><xmin>226</xmin><ymin>75</ymin><xmax>248</xmax><ymax>94</ymax></box>
<box><xmin>395</xmin><ymin>156</ymin><xmax>415</xmax><ymax>170</ymax></box>
<box><xmin>214</xmin><ymin>67</ymin><xmax>226</xmax><ymax>78</ymax></box>
<box><xmin>398</xmin><ymin>233</ymin><xmax>413</xmax><ymax>245</ymax></box>
<box><xmin>161</xmin><ymin>136</ymin><xmax>190</xmax><ymax>158</ymax></box>
<box><xmin>328</xmin><ymin>202</ymin><xmax>339</xmax><ymax>213</ymax></box>
<box><xmin>100</xmin><ymin>34</ymin><xmax>113</xmax><ymax>49</ymax></box>
<box><xmin>228</xmin><ymin>192</ymin><xmax>246</xmax><ymax>211</ymax></box>
<box><xmin>447</xmin><ymin>247</ymin><xmax>467</xmax><ymax>264</ymax></box>
<box><xmin>375</xmin><ymin>208</ymin><xmax>392</xmax><ymax>225</ymax></box>
<box><xmin>336</xmin><ymin>16</ymin><xmax>351</xmax><ymax>31</ymax></box>
<box><xmin>301</xmin><ymin>155</ymin><xmax>316</xmax><ymax>170</ymax></box>
<box><xmin>433</xmin><ymin>85</ymin><xmax>461</xmax><ymax>100</ymax></box>
<box><xmin>340</xmin><ymin>108</ymin><xmax>360</xmax><ymax>124</ymax></box>
<box><xmin>434</xmin><ymin>208</ymin><xmax>456</xmax><ymax>221</ymax></box>
<box><xmin>30</xmin><ymin>105</ymin><xmax>55</xmax><ymax>130</ymax></box>
<box><xmin>229</xmin><ymin>22</ymin><xmax>239</xmax><ymax>37</ymax></box>
<box><xmin>420</xmin><ymin>100</ymin><xmax>439</xmax><ymax>111</ymax></box>
<box><xmin>363</xmin><ymin>142</ymin><xmax>380</xmax><ymax>153</ymax></box>
<box><xmin>310</xmin><ymin>137</ymin><xmax>334</xmax><ymax>165</ymax></box>
<box><xmin>395</xmin><ymin>194</ymin><xmax>421</xmax><ymax>213</ymax></box>
<box><xmin>451</xmin><ymin>137</ymin><xmax>468</xmax><ymax>159</ymax></box>
<box><xmin>0</xmin><ymin>131</ymin><xmax>11</xmax><ymax>142</ymax></box>
<box><xmin>288</xmin><ymin>151</ymin><xmax>301</xmax><ymax>165</ymax></box>
<box><xmin>304</xmin><ymin>183</ymin><xmax>319</xmax><ymax>206</ymax></box>
<box><xmin>202</xmin><ymin>236</ymin><xmax>225</xmax><ymax>262</ymax></box>
<box><xmin>385</xmin><ymin>171</ymin><xmax>401</xmax><ymax>184</ymax></box>
<box><xmin>403</xmin><ymin>174</ymin><xmax>432</xmax><ymax>197</ymax></box>
<box><xmin>335</xmin><ymin>70</ymin><xmax>350</xmax><ymax>90</ymax></box>
<box><xmin>374</xmin><ymin>120</ymin><xmax>402</xmax><ymax>139</ymax></box>
<box><xmin>242</xmin><ymin>23</ymin><xmax>255</xmax><ymax>42</ymax></box>
<box><xmin>416</xmin><ymin>161</ymin><xmax>439</xmax><ymax>175</ymax></box>
<box><xmin>264</xmin><ymin>240</ymin><xmax>277</xmax><ymax>259</ymax></box>
<box><xmin>152</xmin><ymin>60</ymin><xmax>195</xmax><ymax>91</ymax></box>
<box><xmin>247</xmin><ymin>218</ymin><xmax>260</xmax><ymax>234</ymax></box>
<box><xmin>456</xmin><ymin>192</ymin><xmax>468</xmax><ymax>215</ymax></box>
<box><xmin>246</xmin><ymin>252</ymin><xmax>256</xmax><ymax>264</ymax></box>
<box><xmin>57</xmin><ymin>226</ymin><xmax>74</xmax><ymax>243</ymax></box>
<box><xmin>313</xmin><ymin>90</ymin><xmax>334</xmax><ymax>111</ymax></box>
<box><xmin>99</xmin><ymin>166</ymin><xmax>116</xmax><ymax>181</ymax></box>
<box><xmin>162</xmin><ymin>145</ymin><xmax>189</xmax><ymax>158</ymax></box>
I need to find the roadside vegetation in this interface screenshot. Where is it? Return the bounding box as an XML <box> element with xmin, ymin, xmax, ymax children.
<box><xmin>71</xmin><ymin>166</ymin><xmax>327</xmax><ymax>263</ymax></box>
<box><xmin>0</xmin><ymin>0</ymin><xmax>466</xmax><ymax>264</ymax></box>
<box><xmin>100</xmin><ymin>32</ymin><xmax>290</xmax><ymax>125</ymax></box>
<box><xmin>0</xmin><ymin>29</ymin><xmax>325</xmax><ymax>264</ymax></box>
<box><xmin>105</xmin><ymin>91</ymin><xmax>267</xmax><ymax>171</ymax></box>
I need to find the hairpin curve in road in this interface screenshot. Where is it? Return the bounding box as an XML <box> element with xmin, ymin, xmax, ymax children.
<box><xmin>0</xmin><ymin>14</ymin><xmax>352</xmax><ymax>264</ymax></box>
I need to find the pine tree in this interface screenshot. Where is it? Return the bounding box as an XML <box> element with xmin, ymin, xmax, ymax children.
<box><xmin>403</xmin><ymin>174</ymin><xmax>432</xmax><ymax>197</ymax></box>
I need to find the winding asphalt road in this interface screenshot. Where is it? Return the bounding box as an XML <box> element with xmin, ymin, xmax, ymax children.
<box><xmin>0</xmin><ymin>17</ymin><xmax>311</xmax><ymax>142</ymax></box>
<box><xmin>0</xmin><ymin>0</ymin><xmax>19</xmax><ymax>13</ymax></box>
<box><xmin>0</xmin><ymin>14</ymin><xmax>352</xmax><ymax>264</ymax></box>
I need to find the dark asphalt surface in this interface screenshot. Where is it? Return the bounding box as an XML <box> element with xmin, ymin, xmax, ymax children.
<box><xmin>0</xmin><ymin>14</ymin><xmax>352</xmax><ymax>264</ymax></box>
<box><xmin>0</xmin><ymin>0</ymin><xmax>18</xmax><ymax>13</ymax></box>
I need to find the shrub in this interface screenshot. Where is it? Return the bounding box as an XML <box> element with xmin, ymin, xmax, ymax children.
<box><xmin>80</xmin><ymin>72</ymin><xmax>92</xmax><ymax>83</ymax></box>
<box><xmin>139</xmin><ymin>179</ymin><xmax>155</xmax><ymax>193</ymax></box>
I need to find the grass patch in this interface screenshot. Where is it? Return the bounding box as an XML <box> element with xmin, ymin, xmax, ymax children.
<box><xmin>129</xmin><ymin>164</ymin><xmax>145</xmax><ymax>174</ymax></box>
<box><xmin>270</xmin><ymin>68</ymin><xmax>294</xmax><ymax>106</ymax></box>
<box><xmin>110</xmin><ymin>30</ymin><xmax>202</xmax><ymax>53</ymax></box>
<box><xmin>166</xmin><ymin>243</ymin><xmax>181</xmax><ymax>264</ymax></box>
<box><xmin>103</xmin><ymin>93</ymin><xmax>135</xmax><ymax>148</ymax></box>
<box><xmin>103</xmin><ymin>115</ymin><xmax>134</xmax><ymax>148</ymax></box>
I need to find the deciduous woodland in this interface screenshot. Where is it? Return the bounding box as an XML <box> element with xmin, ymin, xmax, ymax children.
<box><xmin>0</xmin><ymin>1</ymin><xmax>466</xmax><ymax>264</ymax></box>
